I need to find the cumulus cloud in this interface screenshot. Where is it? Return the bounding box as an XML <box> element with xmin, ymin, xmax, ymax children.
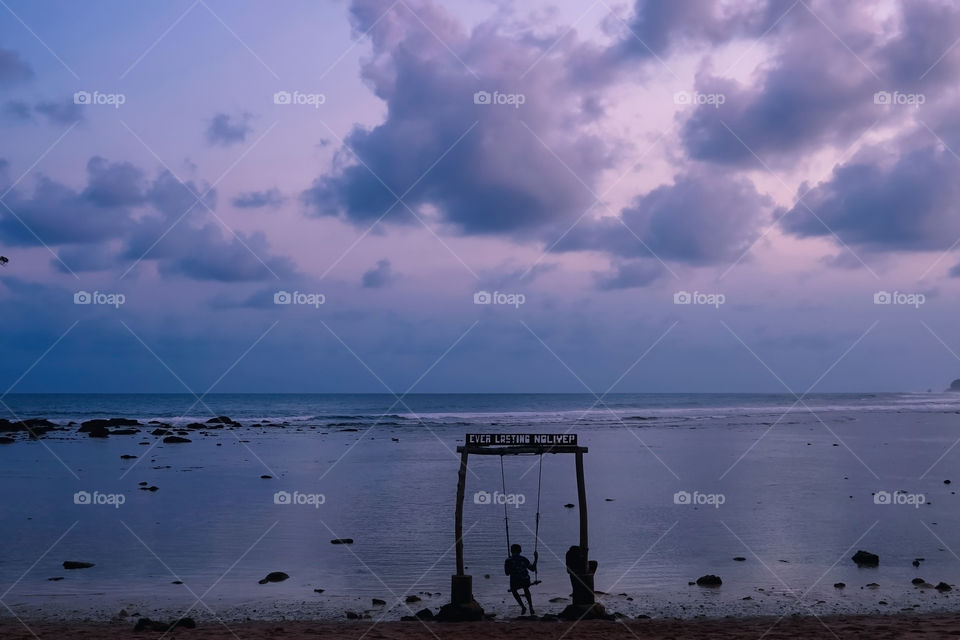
<box><xmin>232</xmin><ymin>188</ymin><xmax>285</xmax><ymax>209</ymax></box>
<box><xmin>0</xmin><ymin>157</ymin><xmax>294</xmax><ymax>281</ymax></box>
<box><xmin>594</xmin><ymin>259</ymin><xmax>665</xmax><ymax>290</ymax></box>
<box><xmin>361</xmin><ymin>259</ymin><xmax>396</xmax><ymax>288</ymax></box>
<box><xmin>205</xmin><ymin>112</ymin><xmax>253</xmax><ymax>146</ymax></box>
<box><xmin>0</xmin><ymin>48</ymin><xmax>33</xmax><ymax>87</ymax></box>
<box><xmin>304</xmin><ymin>0</ymin><xmax>611</xmax><ymax>237</ymax></box>
<box><xmin>34</xmin><ymin>99</ymin><xmax>84</xmax><ymax>125</ymax></box>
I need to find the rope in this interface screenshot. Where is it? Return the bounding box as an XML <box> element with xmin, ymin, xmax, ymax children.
<box><xmin>500</xmin><ymin>454</ymin><xmax>510</xmax><ymax>554</ymax></box>
<box><xmin>533</xmin><ymin>452</ymin><xmax>543</xmax><ymax>583</ymax></box>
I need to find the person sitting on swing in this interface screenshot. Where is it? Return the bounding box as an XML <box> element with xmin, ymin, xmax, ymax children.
<box><xmin>505</xmin><ymin>543</ymin><xmax>538</xmax><ymax>615</ymax></box>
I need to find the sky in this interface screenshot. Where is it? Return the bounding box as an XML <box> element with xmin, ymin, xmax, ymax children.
<box><xmin>2</xmin><ymin>0</ymin><xmax>960</xmax><ymax>394</ymax></box>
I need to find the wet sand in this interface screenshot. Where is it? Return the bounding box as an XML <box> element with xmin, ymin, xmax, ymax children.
<box><xmin>2</xmin><ymin>614</ymin><xmax>959</xmax><ymax>639</ymax></box>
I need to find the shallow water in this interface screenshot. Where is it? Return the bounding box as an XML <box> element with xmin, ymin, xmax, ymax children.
<box><xmin>2</xmin><ymin>393</ymin><xmax>960</xmax><ymax>621</ymax></box>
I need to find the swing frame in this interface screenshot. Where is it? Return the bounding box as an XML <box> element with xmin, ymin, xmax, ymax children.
<box><xmin>448</xmin><ymin>437</ymin><xmax>591</xmax><ymax>614</ymax></box>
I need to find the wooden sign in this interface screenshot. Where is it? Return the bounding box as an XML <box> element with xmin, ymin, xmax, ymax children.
<box><xmin>465</xmin><ymin>433</ymin><xmax>578</xmax><ymax>446</ymax></box>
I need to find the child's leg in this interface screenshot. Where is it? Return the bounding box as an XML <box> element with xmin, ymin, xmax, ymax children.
<box><xmin>523</xmin><ymin>586</ymin><xmax>534</xmax><ymax>614</ymax></box>
<box><xmin>511</xmin><ymin>588</ymin><xmax>526</xmax><ymax>612</ymax></box>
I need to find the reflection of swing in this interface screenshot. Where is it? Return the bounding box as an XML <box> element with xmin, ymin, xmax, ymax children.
<box><xmin>500</xmin><ymin>453</ymin><xmax>542</xmax><ymax>589</ymax></box>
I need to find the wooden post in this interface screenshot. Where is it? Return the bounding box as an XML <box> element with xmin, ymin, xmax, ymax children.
<box><xmin>455</xmin><ymin>449</ymin><xmax>468</xmax><ymax>575</ymax></box>
<box><xmin>575</xmin><ymin>450</ymin><xmax>588</xmax><ymax>555</ymax></box>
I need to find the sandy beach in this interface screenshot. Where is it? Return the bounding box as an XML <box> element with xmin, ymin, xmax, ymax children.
<box><xmin>3</xmin><ymin>614</ymin><xmax>960</xmax><ymax>639</ymax></box>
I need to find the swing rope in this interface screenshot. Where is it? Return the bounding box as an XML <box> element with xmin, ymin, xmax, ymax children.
<box><xmin>500</xmin><ymin>452</ymin><xmax>544</xmax><ymax>586</ymax></box>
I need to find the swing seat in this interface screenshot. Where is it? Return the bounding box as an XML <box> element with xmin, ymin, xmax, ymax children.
<box><xmin>506</xmin><ymin>579</ymin><xmax>541</xmax><ymax>592</ymax></box>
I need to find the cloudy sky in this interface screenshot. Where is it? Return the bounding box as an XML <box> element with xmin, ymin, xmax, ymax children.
<box><xmin>2</xmin><ymin>0</ymin><xmax>960</xmax><ymax>393</ymax></box>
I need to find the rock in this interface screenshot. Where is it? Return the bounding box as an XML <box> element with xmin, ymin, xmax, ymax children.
<box><xmin>936</xmin><ymin>582</ymin><xmax>953</xmax><ymax>592</ymax></box>
<box><xmin>0</xmin><ymin>437</ymin><xmax>14</xmax><ymax>444</ymax></box>
<box><xmin>48</xmin><ymin>576</ymin><xmax>64</xmax><ymax>581</ymax></box>
<box><xmin>852</xmin><ymin>550</ymin><xmax>879</xmax><ymax>567</ymax></box>
<box><xmin>63</xmin><ymin>561</ymin><xmax>94</xmax><ymax>570</ymax></box>
<box><xmin>549</xmin><ymin>597</ymin><xmax>567</xmax><ymax>603</ymax></box>
<box><xmin>120</xmin><ymin>454</ymin><xmax>137</xmax><ymax>459</ymax></box>
<box><xmin>372</xmin><ymin>598</ymin><xmax>386</xmax><ymax>606</ymax></box>
<box><xmin>733</xmin><ymin>557</ymin><xmax>746</xmax><ymax>562</ymax></box>
<box><xmin>912</xmin><ymin>578</ymin><xmax>926</xmax><ymax>585</ymax></box>
<box><xmin>945</xmin><ymin>480</ymin><xmax>952</xmax><ymax>485</ymax></box>
<box><xmin>133</xmin><ymin>617</ymin><xmax>195</xmax><ymax>632</ymax></box>
<box><xmin>834</xmin><ymin>582</ymin><xmax>845</xmax><ymax>589</ymax></box>
<box><xmin>913</xmin><ymin>560</ymin><xmax>921</xmax><ymax>568</ymax></box>
<box><xmin>948</xmin><ymin>379</ymin><xmax>960</xmax><ymax>392</ymax></box>
<box><xmin>172</xmin><ymin>581</ymin><xmax>183</xmax><ymax>584</ymax></box>
<box><xmin>405</xmin><ymin>595</ymin><xmax>421</xmax><ymax>603</ymax></box>
<box><xmin>162</xmin><ymin>436</ymin><xmax>191</xmax><ymax>443</ymax></box>
<box><xmin>866</xmin><ymin>582</ymin><xmax>880</xmax><ymax>588</ymax></box>
<box><xmin>261</xmin><ymin>475</ymin><xmax>272</xmax><ymax>479</ymax></box>
<box><xmin>139</xmin><ymin>486</ymin><xmax>159</xmax><ymax>492</ymax></box>
<box><xmin>87</xmin><ymin>425</ymin><xmax>110</xmax><ymax>438</ymax></box>
<box><xmin>314</xmin><ymin>588</ymin><xmax>325</xmax><ymax>594</ymax></box>
<box><xmin>563</xmin><ymin>503</ymin><xmax>575</xmax><ymax>509</ymax></box>
<box><xmin>696</xmin><ymin>575</ymin><xmax>722</xmax><ymax>586</ymax></box>
<box><xmin>413</xmin><ymin>608</ymin><xmax>434</xmax><ymax>620</ymax></box>
<box><xmin>112</xmin><ymin>428</ymin><xmax>139</xmax><ymax>435</ymax></box>
<box><xmin>81</xmin><ymin>418</ymin><xmax>139</xmax><ymax>431</ymax></box>
<box><xmin>330</xmin><ymin>538</ymin><xmax>354</xmax><ymax>544</ymax></box>
<box><xmin>207</xmin><ymin>416</ymin><xmax>235</xmax><ymax>424</ymax></box>
<box><xmin>345</xmin><ymin>611</ymin><xmax>361</xmax><ymax>620</ymax></box>
<box><xmin>150</xmin><ymin>428</ymin><xmax>171</xmax><ymax>436</ymax></box>
<box><xmin>258</xmin><ymin>571</ymin><xmax>289</xmax><ymax>584</ymax></box>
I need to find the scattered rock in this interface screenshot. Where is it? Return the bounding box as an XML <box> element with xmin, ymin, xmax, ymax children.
<box><xmin>111</xmin><ymin>428</ymin><xmax>140</xmax><ymax>435</ymax></box>
<box><xmin>405</xmin><ymin>595</ymin><xmax>421</xmax><ymax>603</ymax></box>
<box><xmin>133</xmin><ymin>617</ymin><xmax>195</xmax><ymax>632</ymax></box>
<box><xmin>47</xmin><ymin>576</ymin><xmax>64</xmax><ymax>581</ymax></box>
<box><xmin>372</xmin><ymin>598</ymin><xmax>386</xmax><ymax>606</ymax></box>
<box><xmin>345</xmin><ymin>611</ymin><xmax>361</xmax><ymax>620</ymax></box>
<box><xmin>563</xmin><ymin>503</ymin><xmax>575</xmax><ymax>509</ymax></box>
<box><xmin>139</xmin><ymin>486</ymin><xmax>159</xmax><ymax>492</ymax></box>
<box><xmin>852</xmin><ymin>550</ymin><xmax>879</xmax><ymax>567</ymax></box>
<box><xmin>63</xmin><ymin>561</ymin><xmax>94</xmax><ymax>570</ymax></box>
<box><xmin>162</xmin><ymin>436</ymin><xmax>191</xmax><ymax>443</ymax></box>
<box><xmin>261</xmin><ymin>475</ymin><xmax>272</xmax><ymax>479</ymax></box>
<box><xmin>936</xmin><ymin>582</ymin><xmax>953</xmax><ymax>592</ymax></box>
<box><xmin>733</xmin><ymin>557</ymin><xmax>746</xmax><ymax>562</ymax></box>
<box><xmin>258</xmin><ymin>571</ymin><xmax>289</xmax><ymax>584</ymax></box>
<box><xmin>206</xmin><ymin>416</ymin><xmax>235</xmax><ymax>424</ymax></box>
<box><xmin>834</xmin><ymin>583</ymin><xmax>845</xmax><ymax>589</ymax></box>
<box><xmin>695</xmin><ymin>575</ymin><xmax>722</xmax><ymax>586</ymax></box>
<box><xmin>912</xmin><ymin>578</ymin><xmax>926</xmax><ymax>585</ymax></box>
<box><xmin>150</xmin><ymin>428</ymin><xmax>171</xmax><ymax>436</ymax></box>
<box><xmin>330</xmin><ymin>538</ymin><xmax>354</xmax><ymax>545</ymax></box>
<box><xmin>945</xmin><ymin>480</ymin><xmax>952</xmax><ymax>485</ymax></box>
<box><xmin>120</xmin><ymin>454</ymin><xmax>137</xmax><ymax>459</ymax></box>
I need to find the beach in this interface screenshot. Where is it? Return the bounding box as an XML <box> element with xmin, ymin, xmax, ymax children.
<box><xmin>3</xmin><ymin>614</ymin><xmax>960</xmax><ymax>639</ymax></box>
<box><xmin>2</xmin><ymin>393</ymin><xmax>960</xmax><ymax>634</ymax></box>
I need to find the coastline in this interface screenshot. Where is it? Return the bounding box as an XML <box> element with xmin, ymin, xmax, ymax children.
<box><xmin>3</xmin><ymin>613</ymin><xmax>959</xmax><ymax>639</ymax></box>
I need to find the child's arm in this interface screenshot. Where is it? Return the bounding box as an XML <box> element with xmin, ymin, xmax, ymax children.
<box><xmin>530</xmin><ymin>552</ymin><xmax>538</xmax><ymax>572</ymax></box>
<box><xmin>504</xmin><ymin>558</ymin><xmax>512</xmax><ymax>576</ymax></box>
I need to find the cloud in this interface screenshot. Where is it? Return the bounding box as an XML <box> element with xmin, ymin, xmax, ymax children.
<box><xmin>205</xmin><ymin>112</ymin><xmax>253</xmax><ymax>146</ymax></box>
<box><xmin>781</xmin><ymin>139</ymin><xmax>960</xmax><ymax>252</ymax></box>
<box><xmin>232</xmin><ymin>188</ymin><xmax>285</xmax><ymax>209</ymax></box>
<box><xmin>0</xmin><ymin>48</ymin><xmax>33</xmax><ymax>87</ymax></box>
<box><xmin>34</xmin><ymin>99</ymin><xmax>84</xmax><ymax>125</ymax></box>
<box><xmin>0</xmin><ymin>156</ymin><xmax>295</xmax><ymax>282</ymax></box>
<box><xmin>3</xmin><ymin>100</ymin><xmax>31</xmax><ymax>120</ymax></box>
<box><xmin>304</xmin><ymin>0</ymin><xmax>611</xmax><ymax>238</ymax></box>
<box><xmin>559</xmin><ymin>169</ymin><xmax>772</xmax><ymax>266</ymax></box>
<box><xmin>594</xmin><ymin>259</ymin><xmax>665</xmax><ymax>290</ymax></box>
<box><xmin>361</xmin><ymin>259</ymin><xmax>396</xmax><ymax>288</ymax></box>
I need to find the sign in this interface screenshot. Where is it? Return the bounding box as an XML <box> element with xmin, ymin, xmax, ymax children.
<box><xmin>465</xmin><ymin>433</ymin><xmax>578</xmax><ymax>446</ymax></box>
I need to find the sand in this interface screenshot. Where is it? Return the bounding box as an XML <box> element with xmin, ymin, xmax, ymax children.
<box><xmin>2</xmin><ymin>614</ymin><xmax>959</xmax><ymax>639</ymax></box>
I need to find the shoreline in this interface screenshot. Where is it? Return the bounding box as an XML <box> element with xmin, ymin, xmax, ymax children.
<box><xmin>3</xmin><ymin>612</ymin><xmax>960</xmax><ymax>639</ymax></box>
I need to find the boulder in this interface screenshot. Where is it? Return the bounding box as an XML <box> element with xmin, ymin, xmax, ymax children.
<box><xmin>87</xmin><ymin>425</ymin><xmax>110</xmax><ymax>438</ymax></box>
<box><xmin>63</xmin><ymin>561</ymin><xmax>94</xmax><ymax>570</ymax></box>
<box><xmin>150</xmin><ymin>428</ymin><xmax>171</xmax><ymax>436</ymax></box>
<box><xmin>372</xmin><ymin>598</ymin><xmax>386</xmax><ymax>606</ymax></box>
<box><xmin>948</xmin><ymin>379</ymin><xmax>960</xmax><ymax>392</ymax></box>
<box><xmin>852</xmin><ymin>550</ymin><xmax>879</xmax><ymax>567</ymax></box>
<box><xmin>936</xmin><ymin>582</ymin><xmax>952</xmax><ymax>592</ymax></box>
<box><xmin>834</xmin><ymin>582</ymin><xmax>845</xmax><ymax>589</ymax></box>
<box><xmin>696</xmin><ymin>574</ymin><xmax>722</xmax><ymax>586</ymax></box>
<box><xmin>206</xmin><ymin>416</ymin><xmax>235</xmax><ymax>424</ymax></box>
<box><xmin>162</xmin><ymin>436</ymin><xmax>191</xmax><ymax>443</ymax></box>
<box><xmin>912</xmin><ymin>578</ymin><xmax>926</xmax><ymax>585</ymax></box>
<box><xmin>258</xmin><ymin>571</ymin><xmax>289</xmax><ymax>584</ymax></box>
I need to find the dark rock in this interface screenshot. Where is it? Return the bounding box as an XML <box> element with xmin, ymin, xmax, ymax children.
<box><xmin>139</xmin><ymin>486</ymin><xmax>159</xmax><ymax>492</ymax></box>
<box><xmin>162</xmin><ymin>436</ymin><xmax>191</xmax><ymax>443</ymax></box>
<box><xmin>133</xmin><ymin>617</ymin><xmax>195</xmax><ymax>632</ymax></box>
<box><xmin>945</xmin><ymin>480</ymin><xmax>952</xmax><ymax>485</ymax></box>
<box><xmin>258</xmin><ymin>571</ymin><xmax>289</xmax><ymax>584</ymax></box>
<box><xmin>948</xmin><ymin>379</ymin><xmax>960</xmax><ymax>392</ymax></box>
<box><xmin>0</xmin><ymin>437</ymin><xmax>14</xmax><ymax>444</ymax></box>
<box><xmin>63</xmin><ymin>561</ymin><xmax>94</xmax><ymax>570</ymax></box>
<box><xmin>261</xmin><ymin>475</ymin><xmax>272</xmax><ymax>479</ymax></box>
<box><xmin>414</xmin><ymin>608</ymin><xmax>434</xmax><ymax>620</ymax></box>
<box><xmin>563</xmin><ymin>503</ymin><xmax>575</xmax><ymax>509</ymax></box>
<box><xmin>172</xmin><ymin>581</ymin><xmax>183</xmax><ymax>585</ymax></box>
<box><xmin>913</xmin><ymin>578</ymin><xmax>926</xmax><ymax>585</ymax></box>
<box><xmin>314</xmin><ymin>588</ymin><xmax>325</xmax><ymax>594</ymax></box>
<box><xmin>186</xmin><ymin>423</ymin><xmax>206</xmax><ymax>430</ymax></box>
<box><xmin>834</xmin><ymin>582</ymin><xmax>845</xmax><ymax>589</ymax></box>
<box><xmin>696</xmin><ymin>574</ymin><xmax>722</xmax><ymax>586</ymax></box>
<box><xmin>81</xmin><ymin>418</ymin><xmax>139</xmax><ymax>431</ymax></box>
<box><xmin>87</xmin><ymin>425</ymin><xmax>110</xmax><ymax>438</ymax></box>
<box><xmin>120</xmin><ymin>454</ymin><xmax>137</xmax><ymax>459</ymax></box>
<box><xmin>111</xmin><ymin>428</ymin><xmax>139</xmax><ymax>435</ymax></box>
<box><xmin>372</xmin><ymin>598</ymin><xmax>386</xmax><ymax>606</ymax></box>
<box><xmin>330</xmin><ymin>538</ymin><xmax>354</xmax><ymax>544</ymax></box>
<box><xmin>733</xmin><ymin>557</ymin><xmax>746</xmax><ymax>562</ymax></box>
<box><xmin>405</xmin><ymin>595</ymin><xmax>421</xmax><ymax>603</ymax></box>
<box><xmin>48</xmin><ymin>576</ymin><xmax>64</xmax><ymax>581</ymax></box>
<box><xmin>150</xmin><ymin>428</ymin><xmax>171</xmax><ymax>436</ymax></box>
<box><xmin>345</xmin><ymin>611</ymin><xmax>361</xmax><ymax>619</ymax></box>
<box><xmin>936</xmin><ymin>582</ymin><xmax>953</xmax><ymax>592</ymax></box>
<box><xmin>207</xmin><ymin>416</ymin><xmax>235</xmax><ymax>424</ymax></box>
<box><xmin>852</xmin><ymin>550</ymin><xmax>879</xmax><ymax>567</ymax></box>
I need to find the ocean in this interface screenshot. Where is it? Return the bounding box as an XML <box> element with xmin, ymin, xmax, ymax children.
<box><xmin>2</xmin><ymin>392</ymin><xmax>960</xmax><ymax>621</ymax></box>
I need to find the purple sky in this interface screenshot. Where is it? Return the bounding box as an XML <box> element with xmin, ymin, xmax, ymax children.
<box><xmin>1</xmin><ymin>0</ymin><xmax>960</xmax><ymax>393</ymax></box>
